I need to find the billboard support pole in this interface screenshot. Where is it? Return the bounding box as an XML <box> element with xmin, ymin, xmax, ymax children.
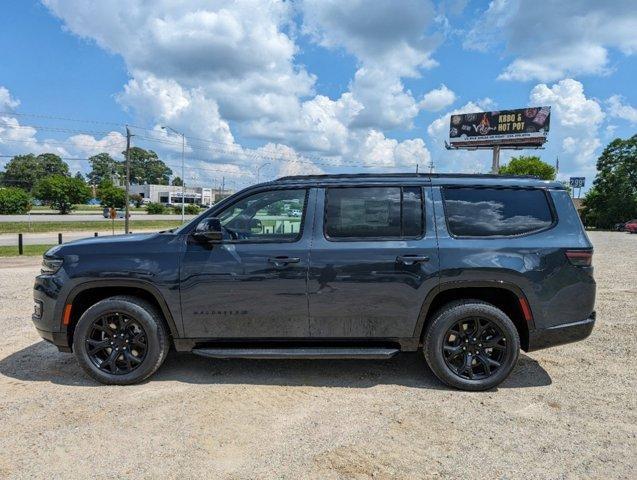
<box><xmin>491</xmin><ymin>146</ymin><xmax>500</xmax><ymax>174</ymax></box>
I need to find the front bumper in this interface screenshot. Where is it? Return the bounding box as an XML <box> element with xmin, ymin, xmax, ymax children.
<box><xmin>34</xmin><ymin>327</ymin><xmax>72</xmax><ymax>352</ymax></box>
<box><xmin>32</xmin><ymin>273</ymin><xmax>72</xmax><ymax>352</ymax></box>
<box><xmin>527</xmin><ymin>312</ymin><xmax>596</xmax><ymax>352</ymax></box>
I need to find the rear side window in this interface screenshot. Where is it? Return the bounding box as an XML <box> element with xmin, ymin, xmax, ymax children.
<box><xmin>325</xmin><ymin>187</ymin><xmax>423</xmax><ymax>239</ymax></box>
<box><xmin>442</xmin><ymin>187</ymin><xmax>553</xmax><ymax>237</ymax></box>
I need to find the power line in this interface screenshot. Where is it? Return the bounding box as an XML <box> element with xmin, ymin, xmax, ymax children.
<box><xmin>0</xmin><ymin>114</ymin><xmax>421</xmax><ymax>172</ymax></box>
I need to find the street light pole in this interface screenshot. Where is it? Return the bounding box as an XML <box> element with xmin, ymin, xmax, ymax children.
<box><xmin>124</xmin><ymin>126</ymin><xmax>133</xmax><ymax>234</ymax></box>
<box><xmin>162</xmin><ymin>126</ymin><xmax>185</xmax><ymax>223</ymax></box>
<box><xmin>257</xmin><ymin>162</ymin><xmax>271</xmax><ymax>183</ymax></box>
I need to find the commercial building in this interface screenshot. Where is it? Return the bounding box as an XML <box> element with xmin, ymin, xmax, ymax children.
<box><xmin>128</xmin><ymin>184</ymin><xmax>233</xmax><ymax>206</ymax></box>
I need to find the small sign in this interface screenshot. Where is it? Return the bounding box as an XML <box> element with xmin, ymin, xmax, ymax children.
<box><xmin>569</xmin><ymin>177</ymin><xmax>585</xmax><ymax>188</ymax></box>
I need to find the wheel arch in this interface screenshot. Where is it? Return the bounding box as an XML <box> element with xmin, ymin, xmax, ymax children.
<box><xmin>64</xmin><ymin>280</ymin><xmax>180</xmax><ymax>349</ymax></box>
<box><xmin>415</xmin><ymin>281</ymin><xmax>533</xmax><ymax>351</ymax></box>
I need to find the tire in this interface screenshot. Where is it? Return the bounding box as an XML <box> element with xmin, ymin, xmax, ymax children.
<box><xmin>73</xmin><ymin>295</ymin><xmax>169</xmax><ymax>385</ymax></box>
<box><xmin>423</xmin><ymin>300</ymin><xmax>520</xmax><ymax>391</ymax></box>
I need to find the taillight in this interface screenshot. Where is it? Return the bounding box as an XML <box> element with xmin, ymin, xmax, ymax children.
<box><xmin>565</xmin><ymin>249</ymin><xmax>593</xmax><ymax>267</ymax></box>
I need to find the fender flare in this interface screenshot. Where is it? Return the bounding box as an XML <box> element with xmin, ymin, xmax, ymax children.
<box><xmin>64</xmin><ymin>279</ymin><xmax>181</xmax><ymax>339</ymax></box>
<box><xmin>412</xmin><ymin>279</ymin><xmax>534</xmax><ymax>338</ymax></box>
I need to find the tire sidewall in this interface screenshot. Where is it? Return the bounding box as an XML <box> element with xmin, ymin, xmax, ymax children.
<box><xmin>73</xmin><ymin>298</ymin><xmax>165</xmax><ymax>385</ymax></box>
<box><xmin>425</xmin><ymin>302</ymin><xmax>520</xmax><ymax>391</ymax></box>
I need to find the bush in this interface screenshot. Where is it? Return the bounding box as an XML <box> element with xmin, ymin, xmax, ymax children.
<box><xmin>173</xmin><ymin>204</ymin><xmax>202</xmax><ymax>215</ymax></box>
<box><xmin>146</xmin><ymin>202</ymin><xmax>166</xmax><ymax>214</ymax></box>
<box><xmin>0</xmin><ymin>187</ymin><xmax>32</xmax><ymax>214</ymax></box>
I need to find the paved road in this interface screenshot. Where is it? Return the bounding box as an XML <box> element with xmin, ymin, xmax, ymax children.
<box><xmin>0</xmin><ymin>214</ymin><xmax>196</xmax><ymax>222</ymax></box>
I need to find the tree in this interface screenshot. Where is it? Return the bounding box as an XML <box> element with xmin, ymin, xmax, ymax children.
<box><xmin>87</xmin><ymin>153</ymin><xmax>121</xmax><ymax>185</ymax></box>
<box><xmin>499</xmin><ymin>155</ymin><xmax>556</xmax><ymax>180</ymax></box>
<box><xmin>0</xmin><ymin>187</ymin><xmax>32</xmax><ymax>214</ymax></box>
<box><xmin>581</xmin><ymin>135</ymin><xmax>637</xmax><ymax>229</ymax></box>
<box><xmin>37</xmin><ymin>153</ymin><xmax>69</xmax><ymax>177</ymax></box>
<box><xmin>171</xmin><ymin>176</ymin><xmax>183</xmax><ymax>186</ymax></box>
<box><xmin>96</xmin><ymin>179</ymin><xmax>126</xmax><ymax>209</ymax></box>
<box><xmin>74</xmin><ymin>171</ymin><xmax>85</xmax><ymax>182</ymax></box>
<box><xmin>130</xmin><ymin>193</ymin><xmax>144</xmax><ymax>208</ymax></box>
<box><xmin>33</xmin><ymin>175</ymin><xmax>91</xmax><ymax>214</ymax></box>
<box><xmin>2</xmin><ymin>154</ymin><xmax>41</xmax><ymax>191</ymax></box>
<box><xmin>126</xmin><ymin>147</ymin><xmax>172</xmax><ymax>185</ymax></box>
<box><xmin>2</xmin><ymin>153</ymin><xmax>70</xmax><ymax>191</ymax></box>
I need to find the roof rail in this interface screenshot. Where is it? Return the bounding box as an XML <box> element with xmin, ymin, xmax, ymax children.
<box><xmin>275</xmin><ymin>172</ymin><xmax>540</xmax><ymax>181</ymax></box>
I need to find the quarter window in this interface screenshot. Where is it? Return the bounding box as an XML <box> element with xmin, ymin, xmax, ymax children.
<box><xmin>325</xmin><ymin>187</ymin><xmax>423</xmax><ymax>239</ymax></box>
<box><xmin>216</xmin><ymin>189</ymin><xmax>307</xmax><ymax>242</ymax></box>
<box><xmin>442</xmin><ymin>187</ymin><xmax>553</xmax><ymax>237</ymax></box>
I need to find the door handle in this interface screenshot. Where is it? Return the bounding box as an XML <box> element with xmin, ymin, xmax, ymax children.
<box><xmin>268</xmin><ymin>256</ymin><xmax>301</xmax><ymax>267</ymax></box>
<box><xmin>396</xmin><ymin>255</ymin><xmax>430</xmax><ymax>265</ymax></box>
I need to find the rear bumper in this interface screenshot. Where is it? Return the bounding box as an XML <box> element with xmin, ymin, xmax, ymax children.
<box><xmin>527</xmin><ymin>312</ymin><xmax>596</xmax><ymax>352</ymax></box>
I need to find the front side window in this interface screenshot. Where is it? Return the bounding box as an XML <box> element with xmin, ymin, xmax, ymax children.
<box><xmin>325</xmin><ymin>187</ymin><xmax>423</xmax><ymax>239</ymax></box>
<box><xmin>443</xmin><ymin>187</ymin><xmax>554</xmax><ymax>237</ymax></box>
<box><xmin>216</xmin><ymin>189</ymin><xmax>307</xmax><ymax>242</ymax></box>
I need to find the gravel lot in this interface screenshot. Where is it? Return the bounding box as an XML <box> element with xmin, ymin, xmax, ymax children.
<box><xmin>0</xmin><ymin>231</ymin><xmax>635</xmax><ymax>479</ymax></box>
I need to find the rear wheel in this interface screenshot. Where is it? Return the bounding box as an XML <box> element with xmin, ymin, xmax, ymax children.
<box><xmin>73</xmin><ymin>296</ymin><xmax>169</xmax><ymax>385</ymax></box>
<box><xmin>423</xmin><ymin>300</ymin><xmax>520</xmax><ymax>391</ymax></box>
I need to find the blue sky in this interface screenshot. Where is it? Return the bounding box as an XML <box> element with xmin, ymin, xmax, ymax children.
<box><xmin>0</xmin><ymin>0</ymin><xmax>636</xmax><ymax>190</ymax></box>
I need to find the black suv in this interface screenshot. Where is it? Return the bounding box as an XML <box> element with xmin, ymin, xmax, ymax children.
<box><xmin>32</xmin><ymin>174</ymin><xmax>596</xmax><ymax>390</ymax></box>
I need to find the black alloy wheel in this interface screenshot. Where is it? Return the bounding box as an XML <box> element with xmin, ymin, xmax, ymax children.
<box><xmin>73</xmin><ymin>295</ymin><xmax>169</xmax><ymax>385</ymax></box>
<box><xmin>86</xmin><ymin>312</ymin><xmax>148</xmax><ymax>375</ymax></box>
<box><xmin>423</xmin><ymin>300</ymin><xmax>520</xmax><ymax>391</ymax></box>
<box><xmin>442</xmin><ymin>317</ymin><xmax>507</xmax><ymax>380</ymax></box>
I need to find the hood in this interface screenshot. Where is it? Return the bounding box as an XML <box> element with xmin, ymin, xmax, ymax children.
<box><xmin>45</xmin><ymin>232</ymin><xmax>164</xmax><ymax>257</ymax></box>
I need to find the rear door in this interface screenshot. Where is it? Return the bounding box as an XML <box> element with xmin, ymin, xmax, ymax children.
<box><xmin>307</xmin><ymin>184</ymin><xmax>439</xmax><ymax>338</ymax></box>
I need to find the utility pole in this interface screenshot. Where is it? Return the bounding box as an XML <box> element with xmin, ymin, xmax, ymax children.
<box><xmin>124</xmin><ymin>126</ymin><xmax>132</xmax><ymax>234</ymax></box>
<box><xmin>221</xmin><ymin>176</ymin><xmax>225</xmax><ymax>196</ymax></box>
<box><xmin>491</xmin><ymin>146</ymin><xmax>500</xmax><ymax>174</ymax></box>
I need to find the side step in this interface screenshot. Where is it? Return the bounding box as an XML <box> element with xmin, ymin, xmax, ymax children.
<box><xmin>191</xmin><ymin>347</ymin><xmax>400</xmax><ymax>360</ymax></box>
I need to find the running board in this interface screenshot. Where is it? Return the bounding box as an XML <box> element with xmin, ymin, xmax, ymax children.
<box><xmin>191</xmin><ymin>347</ymin><xmax>400</xmax><ymax>360</ymax></box>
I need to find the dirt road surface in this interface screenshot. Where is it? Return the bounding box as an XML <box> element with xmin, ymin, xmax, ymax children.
<box><xmin>0</xmin><ymin>231</ymin><xmax>635</xmax><ymax>479</ymax></box>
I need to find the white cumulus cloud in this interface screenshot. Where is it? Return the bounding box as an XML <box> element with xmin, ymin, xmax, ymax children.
<box><xmin>419</xmin><ymin>84</ymin><xmax>457</xmax><ymax>112</ymax></box>
<box><xmin>607</xmin><ymin>95</ymin><xmax>637</xmax><ymax>124</ymax></box>
<box><xmin>465</xmin><ymin>0</ymin><xmax>637</xmax><ymax>82</ymax></box>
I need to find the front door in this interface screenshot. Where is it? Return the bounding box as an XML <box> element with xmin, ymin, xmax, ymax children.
<box><xmin>308</xmin><ymin>185</ymin><xmax>439</xmax><ymax>338</ymax></box>
<box><xmin>180</xmin><ymin>187</ymin><xmax>314</xmax><ymax>338</ymax></box>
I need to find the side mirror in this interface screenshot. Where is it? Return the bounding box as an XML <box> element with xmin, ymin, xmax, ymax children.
<box><xmin>193</xmin><ymin>217</ymin><xmax>223</xmax><ymax>243</ymax></box>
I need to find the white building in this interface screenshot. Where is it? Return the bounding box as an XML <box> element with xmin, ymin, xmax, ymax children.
<box><xmin>128</xmin><ymin>184</ymin><xmax>233</xmax><ymax>206</ymax></box>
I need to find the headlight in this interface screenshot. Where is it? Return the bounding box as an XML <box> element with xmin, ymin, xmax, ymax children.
<box><xmin>41</xmin><ymin>257</ymin><xmax>63</xmax><ymax>275</ymax></box>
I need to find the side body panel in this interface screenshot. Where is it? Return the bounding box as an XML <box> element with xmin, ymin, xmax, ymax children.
<box><xmin>33</xmin><ymin>233</ymin><xmax>185</xmax><ymax>337</ymax></box>
<box><xmin>307</xmin><ymin>184</ymin><xmax>440</xmax><ymax>338</ymax></box>
<box><xmin>432</xmin><ymin>185</ymin><xmax>595</xmax><ymax>331</ymax></box>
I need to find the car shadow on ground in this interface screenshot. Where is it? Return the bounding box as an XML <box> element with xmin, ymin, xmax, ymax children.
<box><xmin>0</xmin><ymin>340</ymin><xmax>552</xmax><ymax>390</ymax></box>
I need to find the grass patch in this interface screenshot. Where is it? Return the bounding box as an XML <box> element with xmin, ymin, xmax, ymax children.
<box><xmin>0</xmin><ymin>244</ymin><xmax>55</xmax><ymax>257</ymax></box>
<box><xmin>0</xmin><ymin>220</ymin><xmax>184</xmax><ymax>234</ymax></box>
<box><xmin>31</xmin><ymin>204</ymin><xmax>146</xmax><ymax>213</ymax></box>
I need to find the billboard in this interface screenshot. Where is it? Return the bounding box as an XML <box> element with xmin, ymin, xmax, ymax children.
<box><xmin>449</xmin><ymin>106</ymin><xmax>550</xmax><ymax>148</ymax></box>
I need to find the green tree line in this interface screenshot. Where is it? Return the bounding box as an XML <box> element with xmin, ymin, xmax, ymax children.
<box><xmin>0</xmin><ymin>149</ymin><xmax>173</xmax><ymax>214</ymax></box>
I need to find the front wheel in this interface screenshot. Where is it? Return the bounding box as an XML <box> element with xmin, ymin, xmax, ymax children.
<box><xmin>423</xmin><ymin>300</ymin><xmax>520</xmax><ymax>391</ymax></box>
<box><xmin>73</xmin><ymin>295</ymin><xmax>169</xmax><ymax>385</ymax></box>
